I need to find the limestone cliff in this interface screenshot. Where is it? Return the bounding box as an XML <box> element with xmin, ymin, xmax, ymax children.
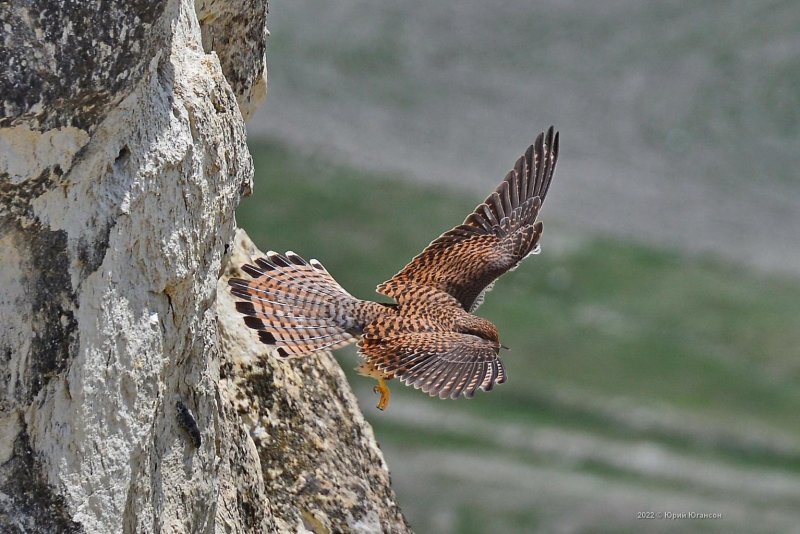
<box><xmin>0</xmin><ymin>1</ymin><xmax>409</xmax><ymax>532</ymax></box>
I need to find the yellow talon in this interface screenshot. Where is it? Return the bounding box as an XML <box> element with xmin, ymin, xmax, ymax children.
<box><xmin>373</xmin><ymin>378</ymin><xmax>391</xmax><ymax>411</ymax></box>
<box><xmin>356</xmin><ymin>361</ymin><xmax>391</xmax><ymax>411</ymax></box>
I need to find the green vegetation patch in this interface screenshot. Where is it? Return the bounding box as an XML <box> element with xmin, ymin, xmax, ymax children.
<box><xmin>237</xmin><ymin>137</ymin><xmax>800</xmax><ymax>431</ymax></box>
<box><xmin>240</xmin><ymin>138</ymin><xmax>800</xmax><ymax>477</ymax></box>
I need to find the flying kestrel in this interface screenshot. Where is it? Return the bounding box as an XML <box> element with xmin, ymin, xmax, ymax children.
<box><xmin>230</xmin><ymin>127</ymin><xmax>559</xmax><ymax>410</ymax></box>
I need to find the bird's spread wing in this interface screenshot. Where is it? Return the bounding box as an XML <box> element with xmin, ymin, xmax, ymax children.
<box><xmin>358</xmin><ymin>331</ymin><xmax>505</xmax><ymax>399</ymax></box>
<box><xmin>377</xmin><ymin>127</ymin><xmax>559</xmax><ymax>311</ymax></box>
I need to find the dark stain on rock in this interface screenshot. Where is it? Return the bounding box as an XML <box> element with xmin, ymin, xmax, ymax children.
<box><xmin>243</xmin><ymin>367</ymin><xmax>275</xmax><ymax>411</ymax></box>
<box><xmin>0</xmin><ymin>426</ymin><xmax>84</xmax><ymax>533</ymax></box>
<box><xmin>0</xmin><ymin>168</ymin><xmax>63</xmax><ymax>220</ymax></box>
<box><xmin>0</xmin><ymin>1</ymin><xmax>169</xmax><ymax>132</ymax></box>
<box><xmin>23</xmin><ymin>225</ymin><xmax>79</xmax><ymax>401</ymax></box>
<box><xmin>76</xmin><ymin>229</ymin><xmax>110</xmax><ymax>279</ymax></box>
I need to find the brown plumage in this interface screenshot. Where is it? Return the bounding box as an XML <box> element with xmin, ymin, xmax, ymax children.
<box><xmin>229</xmin><ymin>127</ymin><xmax>559</xmax><ymax>409</ymax></box>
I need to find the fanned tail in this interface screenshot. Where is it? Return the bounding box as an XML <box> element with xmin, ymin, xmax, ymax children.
<box><xmin>229</xmin><ymin>251</ymin><xmax>361</xmax><ymax>357</ymax></box>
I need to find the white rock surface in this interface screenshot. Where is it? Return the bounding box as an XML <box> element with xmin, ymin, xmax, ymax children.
<box><xmin>0</xmin><ymin>1</ymin><xmax>408</xmax><ymax>532</ymax></box>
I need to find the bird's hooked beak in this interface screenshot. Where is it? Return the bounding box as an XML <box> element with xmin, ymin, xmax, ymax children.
<box><xmin>500</xmin><ymin>343</ymin><xmax>511</xmax><ymax>350</ymax></box>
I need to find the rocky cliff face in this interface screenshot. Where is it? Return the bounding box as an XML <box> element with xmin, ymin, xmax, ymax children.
<box><xmin>0</xmin><ymin>1</ymin><xmax>408</xmax><ymax>532</ymax></box>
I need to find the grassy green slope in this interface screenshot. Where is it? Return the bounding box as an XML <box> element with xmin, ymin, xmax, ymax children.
<box><xmin>239</xmin><ymin>140</ymin><xmax>800</xmax><ymax>533</ymax></box>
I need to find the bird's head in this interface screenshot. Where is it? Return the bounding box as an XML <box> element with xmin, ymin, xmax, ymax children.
<box><xmin>458</xmin><ymin>314</ymin><xmax>501</xmax><ymax>347</ymax></box>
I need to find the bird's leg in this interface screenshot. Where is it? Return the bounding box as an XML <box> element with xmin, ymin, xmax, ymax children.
<box><xmin>356</xmin><ymin>361</ymin><xmax>392</xmax><ymax>411</ymax></box>
<box><xmin>373</xmin><ymin>378</ymin><xmax>391</xmax><ymax>411</ymax></box>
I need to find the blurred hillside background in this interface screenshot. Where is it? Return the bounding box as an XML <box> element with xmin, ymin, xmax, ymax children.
<box><xmin>240</xmin><ymin>1</ymin><xmax>800</xmax><ymax>532</ymax></box>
